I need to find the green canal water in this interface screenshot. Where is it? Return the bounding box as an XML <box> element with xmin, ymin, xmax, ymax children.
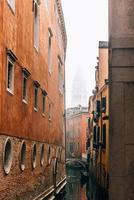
<box><xmin>58</xmin><ymin>167</ymin><xmax>108</xmax><ymax>200</ymax></box>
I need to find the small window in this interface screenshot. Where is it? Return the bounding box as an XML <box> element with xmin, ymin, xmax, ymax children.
<box><xmin>7</xmin><ymin>57</ymin><xmax>14</xmax><ymax>93</ymax></box>
<box><xmin>58</xmin><ymin>56</ymin><xmax>63</xmax><ymax>94</ymax></box>
<box><xmin>34</xmin><ymin>1</ymin><xmax>39</xmax><ymax>49</ymax></box>
<box><xmin>40</xmin><ymin>144</ymin><xmax>44</xmax><ymax>166</ymax></box>
<box><xmin>96</xmin><ymin>100</ymin><xmax>100</xmax><ymax>116</ymax></box>
<box><xmin>34</xmin><ymin>86</ymin><xmax>38</xmax><ymax>110</ymax></box>
<box><xmin>102</xmin><ymin>124</ymin><xmax>106</xmax><ymax>149</ymax></box>
<box><xmin>33</xmin><ymin>81</ymin><xmax>40</xmax><ymax>111</ymax></box>
<box><xmin>7</xmin><ymin>0</ymin><xmax>15</xmax><ymax>12</ymax></box>
<box><xmin>3</xmin><ymin>138</ymin><xmax>13</xmax><ymax>175</ymax></box>
<box><xmin>20</xmin><ymin>141</ymin><xmax>26</xmax><ymax>171</ymax></box>
<box><xmin>42</xmin><ymin>95</ymin><xmax>46</xmax><ymax>113</ymax></box>
<box><xmin>102</xmin><ymin>97</ymin><xmax>106</xmax><ymax>113</ymax></box>
<box><xmin>49</xmin><ymin>103</ymin><xmax>52</xmax><ymax>120</ymax></box>
<box><xmin>6</xmin><ymin>50</ymin><xmax>17</xmax><ymax>94</ymax></box>
<box><xmin>42</xmin><ymin>90</ymin><xmax>47</xmax><ymax>114</ymax></box>
<box><xmin>22</xmin><ymin>68</ymin><xmax>30</xmax><ymax>103</ymax></box>
<box><xmin>32</xmin><ymin>143</ymin><xmax>37</xmax><ymax>169</ymax></box>
<box><xmin>48</xmin><ymin>29</ymin><xmax>53</xmax><ymax>74</ymax></box>
<box><xmin>47</xmin><ymin>146</ymin><xmax>51</xmax><ymax>165</ymax></box>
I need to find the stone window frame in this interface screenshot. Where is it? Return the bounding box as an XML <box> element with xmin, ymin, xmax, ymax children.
<box><xmin>6</xmin><ymin>50</ymin><xmax>17</xmax><ymax>95</ymax></box>
<box><xmin>22</xmin><ymin>68</ymin><xmax>31</xmax><ymax>104</ymax></box>
<box><xmin>42</xmin><ymin>89</ymin><xmax>47</xmax><ymax>114</ymax></box>
<box><xmin>33</xmin><ymin>81</ymin><xmax>40</xmax><ymax>112</ymax></box>
<box><xmin>3</xmin><ymin>138</ymin><xmax>13</xmax><ymax>175</ymax></box>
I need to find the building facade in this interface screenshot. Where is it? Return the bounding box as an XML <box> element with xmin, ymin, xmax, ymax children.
<box><xmin>66</xmin><ymin>106</ymin><xmax>89</xmax><ymax>159</ymax></box>
<box><xmin>0</xmin><ymin>0</ymin><xmax>67</xmax><ymax>199</ymax></box>
<box><xmin>88</xmin><ymin>41</ymin><xmax>109</xmax><ymax>189</ymax></box>
<box><xmin>109</xmin><ymin>1</ymin><xmax>134</xmax><ymax>199</ymax></box>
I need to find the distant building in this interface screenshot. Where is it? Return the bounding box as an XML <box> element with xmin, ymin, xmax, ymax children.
<box><xmin>66</xmin><ymin>105</ymin><xmax>89</xmax><ymax>159</ymax></box>
<box><xmin>0</xmin><ymin>0</ymin><xmax>67</xmax><ymax>199</ymax></box>
<box><xmin>88</xmin><ymin>41</ymin><xmax>109</xmax><ymax>189</ymax></box>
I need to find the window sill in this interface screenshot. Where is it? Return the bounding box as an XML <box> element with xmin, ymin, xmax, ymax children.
<box><xmin>22</xmin><ymin>99</ymin><xmax>28</xmax><ymax>105</ymax></box>
<box><xmin>49</xmin><ymin>118</ymin><xmax>52</xmax><ymax>122</ymax></box>
<box><xmin>6</xmin><ymin>88</ymin><xmax>14</xmax><ymax>96</ymax></box>
<box><xmin>34</xmin><ymin>107</ymin><xmax>38</xmax><ymax>112</ymax></box>
<box><xmin>34</xmin><ymin>45</ymin><xmax>39</xmax><ymax>53</ymax></box>
<box><xmin>42</xmin><ymin>113</ymin><xmax>46</xmax><ymax>118</ymax></box>
<box><xmin>49</xmin><ymin>70</ymin><xmax>52</xmax><ymax>76</ymax></box>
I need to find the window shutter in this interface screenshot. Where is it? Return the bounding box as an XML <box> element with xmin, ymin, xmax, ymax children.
<box><xmin>96</xmin><ymin>100</ymin><xmax>100</xmax><ymax>116</ymax></box>
<box><xmin>102</xmin><ymin>97</ymin><xmax>106</xmax><ymax>113</ymax></box>
<box><xmin>93</xmin><ymin>126</ymin><xmax>96</xmax><ymax>144</ymax></box>
<box><xmin>97</xmin><ymin>126</ymin><xmax>100</xmax><ymax>144</ymax></box>
<box><xmin>102</xmin><ymin>124</ymin><xmax>106</xmax><ymax>149</ymax></box>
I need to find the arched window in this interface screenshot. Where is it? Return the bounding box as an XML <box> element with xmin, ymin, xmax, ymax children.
<box><xmin>47</xmin><ymin>146</ymin><xmax>51</xmax><ymax>165</ymax></box>
<box><xmin>32</xmin><ymin>143</ymin><xmax>37</xmax><ymax>169</ymax></box>
<box><xmin>40</xmin><ymin>144</ymin><xmax>44</xmax><ymax>166</ymax></box>
<box><xmin>20</xmin><ymin>141</ymin><xmax>26</xmax><ymax>171</ymax></box>
<box><xmin>3</xmin><ymin>138</ymin><xmax>13</xmax><ymax>175</ymax></box>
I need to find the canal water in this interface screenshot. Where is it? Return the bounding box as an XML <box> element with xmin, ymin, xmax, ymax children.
<box><xmin>58</xmin><ymin>167</ymin><xmax>108</xmax><ymax>200</ymax></box>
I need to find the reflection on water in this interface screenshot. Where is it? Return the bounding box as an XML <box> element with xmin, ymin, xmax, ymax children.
<box><xmin>63</xmin><ymin>167</ymin><xmax>108</xmax><ymax>200</ymax></box>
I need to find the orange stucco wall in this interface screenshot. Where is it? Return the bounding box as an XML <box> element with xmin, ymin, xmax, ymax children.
<box><xmin>0</xmin><ymin>0</ymin><xmax>66</xmax><ymax>145</ymax></box>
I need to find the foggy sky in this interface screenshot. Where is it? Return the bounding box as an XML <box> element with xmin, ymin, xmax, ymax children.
<box><xmin>62</xmin><ymin>0</ymin><xmax>108</xmax><ymax>108</ymax></box>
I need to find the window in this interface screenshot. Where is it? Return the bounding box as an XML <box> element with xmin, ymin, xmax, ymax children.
<box><xmin>58</xmin><ymin>56</ymin><xmax>63</xmax><ymax>94</ymax></box>
<box><xmin>93</xmin><ymin>126</ymin><xmax>100</xmax><ymax>149</ymax></box>
<box><xmin>7</xmin><ymin>0</ymin><xmax>15</xmax><ymax>12</ymax></box>
<box><xmin>102</xmin><ymin>124</ymin><xmax>106</xmax><ymax>149</ymax></box>
<box><xmin>6</xmin><ymin>50</ymin><xmax>17</xmax><ymax>94</ymax></box>
<box><xmin>34</xmin><ymin>86</ymin><xmax>38</xmax><ymax>110</ymax></box>
<box><xmin>48</xmin><ymin>103</ymin><xmax>52</xmax><ymax>120</ymax></box>
<box><xmin>3</xmin><ymin>138</ymin><xmax>13</xmax><ymax>175</ymax></box>
<box><xmin>33</xmin><ymin>81</ymin><xmax>40</xmax><ymax>111</ymax></box>
<box><xmin>32</xmin><ymin>143</ymin><xmax>37</xmax><ymax>169</ymax></box>
<box><xmin>20</xmin><ymin>141</ymin><xmax>26</xmax><ymax>171</ymax></box>
<box><xmin>96</xmin><ymin>100</ymin><xmax>100</xmax><ymax>116</ymax></box>
<box><xmin>7</xmin><ymin>58</ymin><xmax>14</xmax><ymax>93</ymax></box>
<box><xmin>102</xmin><ymin>97</ymin><xmax>106</xmax><ymax>113</ymax></box>
<box><xmin>40</xmin><ymin>144</ymin><xmax>44</xmax><ymax>166</ymax></box>
<box><xmin>48</xmin><ymin>29</ymin><xmax>53</xmax><ymax>73</ymax></box>
<box><xmin>22</xmin><ymin>68</ymin><xmax>30</xmax><ymax>103</ymax></box>
<box><xmin>42</xmin><ymin>90</ymin><xmax>47</xmax><ymax>114</ymax></box>
<box><xmin>47</xmin><ymin>146</ymin><xmax>51</xmax><ymax>165</ymax></box>
<box><xmin>34</xmin><ymin>1</ymin><xmax>39</xmax><ymax>49</ymax></box>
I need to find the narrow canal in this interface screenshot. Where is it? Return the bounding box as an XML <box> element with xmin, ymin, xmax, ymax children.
<box><xmin>58</xmin><ymin>167</ymin><xmax>108</xmax><ymax>200</ymax></box>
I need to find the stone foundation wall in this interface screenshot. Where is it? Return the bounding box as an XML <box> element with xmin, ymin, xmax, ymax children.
<box><xmin>0</xmin><ymin>134</ymin><xmax>65</xmax><ymax>200</ymax></box>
